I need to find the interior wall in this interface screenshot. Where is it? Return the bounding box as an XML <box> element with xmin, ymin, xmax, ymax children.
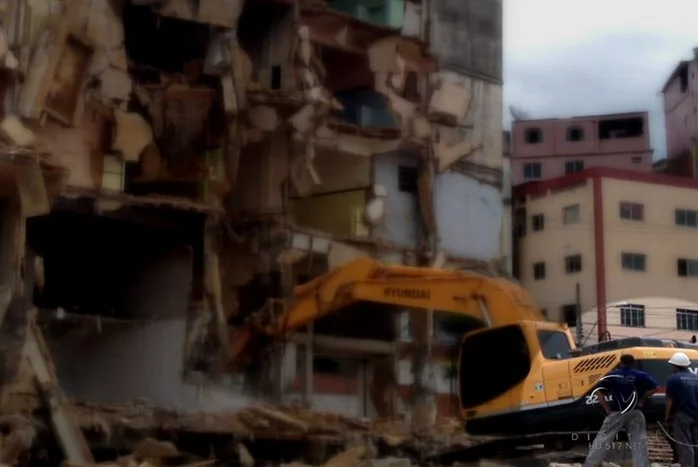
<box><xmin>372</xmin><ymin>151</ymin><xmax>419</xmax><ymax>249</ymax></box>
<box><xmin>44</xmin><ymin>242</ymin><xmax>251</xmax><ymax>411</ymax></box>
<box><xmin>290</xmin><ymin>190</ymin><xmax>367</xmax><ymax>237</ymax></box>
<box><xmin>435</xmin><ymin>171</ymin><xmax>502</xmax><ymax>261</ymax></box>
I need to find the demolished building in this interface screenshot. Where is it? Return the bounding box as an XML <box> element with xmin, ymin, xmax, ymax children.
<box><xmin>0</xmin><ymin>0</ymin><xmax>504</xmax><ymax>460</ymax></box>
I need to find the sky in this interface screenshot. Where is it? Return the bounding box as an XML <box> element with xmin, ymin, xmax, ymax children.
<box><xmin>503</xmin><ymin>0</ymin><xmax>698</xmax><ymax>159</ymax></box>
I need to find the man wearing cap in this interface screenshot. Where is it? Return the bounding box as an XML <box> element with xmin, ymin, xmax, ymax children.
<box><xmin>583</xmin><ymin>354</ymin><xmax>658</xmax><ymax>467</ymax></box>
<box><xmin>665</xmin><ymin>351</ymin><xmax>698</xmax><ymax>466</ymax></box>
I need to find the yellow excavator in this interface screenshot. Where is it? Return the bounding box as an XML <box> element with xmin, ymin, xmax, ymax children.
<box><xmin>229</xmin><ymin>258</ymin><xmax>698</xmax><ymax>462</ymax></box>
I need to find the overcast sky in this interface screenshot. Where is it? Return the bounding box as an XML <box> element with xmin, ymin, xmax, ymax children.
<box><xmin>503</xmin><ymin>0</ymin><xmax>698</xmax><ymax>159</ymax></box>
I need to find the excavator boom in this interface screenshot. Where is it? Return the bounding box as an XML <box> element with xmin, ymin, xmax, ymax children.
<box><xmin>229</xmin><ymin>258</ymin><xmax>547</xmax><ymax>361</ymax></box>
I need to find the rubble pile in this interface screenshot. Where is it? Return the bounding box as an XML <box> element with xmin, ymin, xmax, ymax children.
<box><xmin>71</xmin><ymin>401</ymin><xmax>478</xmax><ymax>453</ymax></box>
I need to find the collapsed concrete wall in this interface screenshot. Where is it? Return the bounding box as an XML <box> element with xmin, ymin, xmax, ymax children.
<box><xmin>40</xmin><ymin>243</ymin><xmax>252</xmax><ymax>411</ymax></box>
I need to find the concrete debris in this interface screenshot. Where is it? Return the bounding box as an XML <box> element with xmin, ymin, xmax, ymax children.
<box><xmin>0</xmin><ymin>116</ymin><xmax>36</xmax><ymax>147</ymax></box>
<box><xmin>111</xmin><ymin>110</ymin><xmax>154</xmax><ymax>162</ymax></box>
<box><xmin>428</xmin><ymin>81</ymin><xmax>470</xmax><ymax>127</ymax></box>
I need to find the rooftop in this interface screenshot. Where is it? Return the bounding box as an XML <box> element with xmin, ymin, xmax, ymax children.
<box><xmin>514</xmin><ymin>166</ymin><xmax>698</xmax><ymax>201</ymax></box>
<box><xmin>661</xmin><ymin>60</ymin><xmax>690</xmax><ymax>94</ymax></box>
<box><xmin>511</xmin><ymin>111</ymin><xmax>648</xmax><ymax>125</ymax></box>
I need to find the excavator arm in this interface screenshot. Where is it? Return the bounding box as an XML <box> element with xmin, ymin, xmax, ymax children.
<box><xmin>229</xmin><ymin>258</ymin><xmax>546</xmax><ymax>362</ymax></box>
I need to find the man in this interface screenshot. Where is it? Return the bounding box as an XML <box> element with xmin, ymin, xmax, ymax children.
<box><xmin>583</xmin><ymin>354</ymin><xmax>659</xmax><ymax>467</ymax></box>
<box><xmin>665</xmin><ymin>351</ymin><xmax>698</xmax><ymax>467</ymax></box>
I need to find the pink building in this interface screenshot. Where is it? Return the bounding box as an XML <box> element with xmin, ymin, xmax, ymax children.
<box><xmin>510</xmin><ymin>112</ymin><xmax>653</xmax><ymax>186</ymax></box>
<box><xmin>662</xmin><ymin>52</ymin><xmax>698</xmax><ymax>175</ymax></box>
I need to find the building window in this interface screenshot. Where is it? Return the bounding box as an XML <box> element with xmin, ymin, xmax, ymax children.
<box><xmin>677</xmin><ymin>309</ymin><xmax>698</xmax><ymax>331</ymax></box>
<box><xmin>532</xmin><ymin>214</ymin><xmax>544</xmax><ymax>231</ymax></box>
<box><xmin>676</xmin><ymin>209</ymin><xmax>698</xmax><ymax>227</ymax></box>
<box><xmin>678</xmin><ymin>258</ymin><xmax>698</xmax><ymax>277</ymax></box>
<box><xmin>523</xmin><ymin>162</ymin><xmax>542</xmax><ymax>181</ymax></box>
<box><xmin>398</xmin><ymin>165</ymin><xmax>418</xmax><ymax>193</ymax></box>
<box><xmin>620</xmin><ymin>304</ymin><xmax>645</xmax><ymax>328</ymax></box>
<box><xmin>619</xmin><ymin>202</ymin><xmax>644</xmax><ymax>221</ymax></box>
<box><xmin>563</xmin><ymin>204</ymin><xmax>580</xmax><ymax>225</ymax></box>
<box><xmin>533</xmin><ymin>262</ymin><xmax>546</xmax><ymax>280</ymax></box>
<box><xmin>566</xmin><ymin>126</ymin><xmax>584</xmax><ymax>142</ymax></box>
<box><xmin>565</xmin><ymin>254</ymin><xmax>582</xmax><ymax>274</ymax></box>
<box><xmin>565</xmin><ymin>160</ymin><xmax>584</xmax><ymax>175</ymax></box>
<box><xmin>621</xmin><ymin>253</ymin><xmax>646</xmax><ymax>272</ymax></box>
<box><xmin>525</xmin><ymin>127</ymin><xmax>543</xmax><ymax>144</ymax></box>
<box><xmin>631</xmin><ymin>156</ymin><xmax>642</xmax><ymax>164</ymax></box>
<box><xmin>561</xmin><ymin>304</ymin><xmax>577</xmax><ymax>327</ymax></box>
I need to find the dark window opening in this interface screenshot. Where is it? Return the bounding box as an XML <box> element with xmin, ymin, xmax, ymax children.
<box><xmin>532</xmin><ymin>214</ymin><xmax>544</xmax><ymax>231</ymax></box>
<box><xmin>678</xmin><ymin>258</ymin><xmax>698</xmax><ymax>277</ymax></box>
<box><xmin>565</xmin><ymin>160</ymin><xmax>584</xmax><ymax>174</ymax></box>
<box><xmin>567</xmin><ymin>126</ymin><xmax>584</xmax><ymax>142</ymax></box>
<box><xmin>561</xmin><ymin>304</ymin><xmax>577</xmax><ymax>327</ymax></box>
<box><xmin>621</xmin><ymin>253</ymin><xmax>646</xmax><ymax>272</ymax></box>
<box><xmin>398</xmin><ymin>165</ymin><xmax>418</xmax><ymax>193</ymax></box>
<box><xmin>533</xmin><ymin>262</ymin><xmax>546</xmax><ymax>280</ymax></box>
<box><xmin>620</xmin><ymin>304</ymin><xmax>645</xmax><ymax>328</ymax></box>
<box><xmin>459</xmin><ymin>325</ymin><xmax>531</xmax><ymax>409</ymax></box>
<box><xmin>525</xmin><ymin>128</ymin><xmax>543</xmax><ymax>144</ymax></box>
<box><xmin>677</xmin><ymin>308</ymin><xmax>698</xmax><ymax>331</ymax></box>
<box><xmin>523</xmin><ymin>162</ymin><xmax>542</xmax><ymax>180</ymax></box>
<box><xmin>619</xmin><ymin>202</ymin><xmax>644</xmax><ymax>221</ymax></box>
<box><xmin>565</xmin><ymin>254</ymin><xmax>582</xmax><ymax>274</ymax></box>
<box><xmin>631</xmin><ymin>156</ymin><xmax>642</xmax><ymax>164</ymax></box>
<box><xmin>271</xmin><ymin>66</ymin><xmax>282</xmax><ymax>90</ymax></box>
<box><xmin>598</xmin><ymin>117</ymin><xmax>644</xmax><ymax>139</ymax></box>
<box><xmin>538</xmin><ymin>330</ymin><xmax>572</xmax><ymax>360</ymax></box>
<box><xmin>676</xmin><ymin>209</ymin><xmax>698</xmax><ymax>227</ymax></box>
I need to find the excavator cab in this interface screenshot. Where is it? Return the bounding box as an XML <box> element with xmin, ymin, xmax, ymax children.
<box><xmin>458</xmin><ymin>320</ymin><xmax>577</xmax><ymax>434</ymax></box>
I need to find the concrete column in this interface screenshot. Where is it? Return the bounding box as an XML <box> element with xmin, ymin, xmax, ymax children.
<box><xmin>303</xmin><ymin>323</ymin><xmax>314</xmax><ymax>407</ymax></box>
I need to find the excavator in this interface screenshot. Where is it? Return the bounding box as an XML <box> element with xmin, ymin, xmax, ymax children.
<box><xmin>229</xmin><ymin>258</ymin><xmax>698</xmax><ymax>463</ymax></box>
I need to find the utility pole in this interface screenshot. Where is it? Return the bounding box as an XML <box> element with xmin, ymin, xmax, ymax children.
<box><xmin>575</xmin><ymin>282</ymin><xmax>583</xmax><ymax>346</ymax></box>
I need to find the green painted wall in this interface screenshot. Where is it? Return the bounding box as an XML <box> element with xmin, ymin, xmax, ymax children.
<box><xmin>329</xmin><ymin>0</ymin><xmax>404</xmax><ymax>29</ymax></box>
<box><xmin>290</xmin><ymin>190</ymin><xmax>368</xmax><ymax>237</ymax></box>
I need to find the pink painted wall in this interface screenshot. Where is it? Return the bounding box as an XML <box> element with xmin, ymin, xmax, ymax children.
<box><xmin>510</xmin><ymin>113</ymin><xmax>653</xmax><ymax>186</ymax></box>
<box><xmin>663</xmin><ymin>60</ymin><xmax>698</xmax><ymax>161</ymax></box>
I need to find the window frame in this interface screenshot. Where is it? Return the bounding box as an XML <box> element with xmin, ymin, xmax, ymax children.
<box><xmin>564</xmin><ymin>160</ymin><xmax>584</xmax><ymax>175</ymax></box>
<box><xmin>523</xmin><ymin>162</ymin><xmax>542</xmax><ymax>181</ymax></box>
<box><xmin>620</xmin><ymin>304</ymin><xmax>645</xmax><ymax>328</ymax></box>
<box><xmin>677</xmin><ymin>308</ymin><xmax>698</xmax><ymax>331</ymax></box>
<box><xmin>397</xmin><ymin>165</ymin><xmax>418</xmax><ymax>193</ymax></box>
<box><xmin>566</xmin><ymin>126</ymin><xmax>584</xmax><ymax>142</ymax></box>
<box><xmin>676</xmin><ymin>208</ymin><xmax>698</xmax><ymax>228</ymax></box>
<box><xmin>565</xmin><ymin>254</ymin><xmax>582</xmax><ymax>274</ymax></box>
<box><xmin>621</xmin><ymin>252</ymin><xmax>646</xmax><ymax>272</ymax></box>
<box><xmin>678</xmin><ymin>258</ymin><xmax>698</xmax><ymax>277</ymax></box>
<box><xmin>532</xmin><ymin>213</ymin><xmax>545</xmax><ymax>232</ymax></box>
<box><xmin>525</xmin><ymin>127</ymin><xmax>543</xmax><ymax>144</ymax></box>
<box><xmin>619</xmin><ymin>202</ymin><xmax>644</xmax><ymax>221</ymax></box>
<box><xmin>562</xmin><ymin>204</ymin><xmax>580</xmax><ymax>225</ymax></box>
<box><xmin>533</xmin><ymin>262</ymin><xmax>546</xmax><ymax>280</ymax></box>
